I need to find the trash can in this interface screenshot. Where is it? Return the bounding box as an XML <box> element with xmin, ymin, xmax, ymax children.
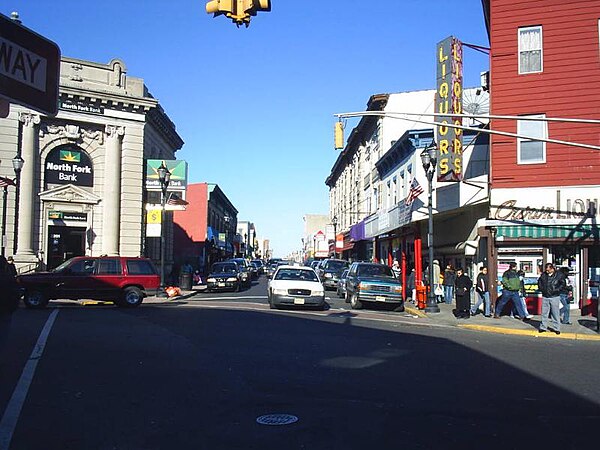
<box><xmin>179</xmin><ymin>272</ymin><xmax>193</xmax><ymax>290</ymax></box>
<box><xmin>416</xmin><ymin>285</ymin><xmax>427</xmax><ymax>310</ymax></box>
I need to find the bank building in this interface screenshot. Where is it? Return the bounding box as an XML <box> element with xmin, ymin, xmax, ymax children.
<box><xmin>0</xmin><ymin>56</ymin><xmax>183</xmax><ymax>271</ymax></box>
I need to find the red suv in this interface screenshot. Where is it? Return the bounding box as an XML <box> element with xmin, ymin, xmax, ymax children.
<box><xmin>17</xmin><ymin>256</ymin><xmax>160</xmax><ymax>308</ymax></box>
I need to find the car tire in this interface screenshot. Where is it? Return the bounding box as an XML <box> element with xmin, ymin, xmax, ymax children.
<box><xmin>235</xmin><ymin>283</ymin><xmax>241</xmax><ymax>293</ymax></box>
<box><xmin>118</xmin><ymin>286</ymin><xmax>144</xmax><ymax>308</ymax></box>
<box><xmin>344</xmin><ymin>291</ymin><xmax>350</xmax><ymax>303</ymax></box>
<box><xmin>23</xmin><ymin>290</ymin><xmax>49</xmax><ymax>309</ymax></box>
<box><xmin>393</xmin><ymin>304</ymin><xmax>405</xmax><ymax>312</ymax></box>
<box><xmin>350</xmin><ymin>292</ymin><xmax>363</xmax><ymax>310</ymax></box>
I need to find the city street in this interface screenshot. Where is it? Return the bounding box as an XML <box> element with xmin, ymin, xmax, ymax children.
<box><xmin>1</xmin><ymin>275</ymin><xmax>599</xmax><ymax>449</ymax></box>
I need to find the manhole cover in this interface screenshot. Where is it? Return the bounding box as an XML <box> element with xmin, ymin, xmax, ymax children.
<box><xmin>256</xmin><ymin>414</ymin><xmax>299</xmax><ymax>426</ymax></box>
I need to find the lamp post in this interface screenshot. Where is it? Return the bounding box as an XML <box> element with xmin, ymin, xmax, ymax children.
<box><xmin>331</xmin><ymin>215</ymin><xmax>338</xmax><ymax>258</ymax></box>
<box><xmin>0</xmin><ymin>155</ymin><xmax>24</xmax><ymax>257</ymax></box>
<box><xmin>420</xmin><ymin>142</ymin><xmax>440</xmax><ymax>313</ymax></box>
<box><xmin>157</xmin><ymin>162</ymin><xmax>171</xmax><ymax>297</ymax></box>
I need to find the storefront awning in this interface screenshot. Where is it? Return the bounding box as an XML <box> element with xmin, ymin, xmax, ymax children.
<box><xmin>496</xmin><ymin>224</ymin><xmax>599</xmax><ymax>240</ymax></box>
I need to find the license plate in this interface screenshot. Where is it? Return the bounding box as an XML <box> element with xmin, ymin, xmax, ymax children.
<box><xmin>294</xmin><ymin>298</ymin><xmax>305</xmax><ymax>305</ymax></box>
<box><xmin>218</xmin><ymin>282</ymin><xmax>226</xmax><ymax>287</ymax></box>
<box><xmin>376</xmin><ymin>296</ymin><xmax>386</xmax><ymax>302</ymax></box>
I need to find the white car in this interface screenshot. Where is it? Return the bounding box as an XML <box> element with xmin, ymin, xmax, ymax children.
<box><xmin>267</xmin><ymin>265</ymin><xmax>326</xmax><ymax>310</ymax></box>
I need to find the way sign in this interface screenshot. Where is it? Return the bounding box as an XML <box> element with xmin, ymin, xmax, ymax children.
<box><xmin>0</xmin><ymin>13</ymin><xmax>60</xmax><ymax>116</ymax></box>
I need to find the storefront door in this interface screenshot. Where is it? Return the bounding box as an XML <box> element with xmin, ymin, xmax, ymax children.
<box><xmin>47</xmin><ymin>225</ymin><xmax>86</xmax><ymax>270</ymax></box>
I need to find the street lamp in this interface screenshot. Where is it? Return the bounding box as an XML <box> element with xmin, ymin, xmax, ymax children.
<box><xmin>331</xmin><ymin>215</ymin><xmax>338</xmax><ymax>258</ymax></box>
<box><xmin>157</xmin><ymin>162</ymin><xmax>171</xmax><ymax>297</ymax></box>
<box><xmin>0</xmin><ymin>155</ymin><xmax>24</xmax><ymax>257</ymax></box>
<box><xmin>420</xmin><ymin>142</ymin><xmax>440</xmax><ymax>313</ymax></box>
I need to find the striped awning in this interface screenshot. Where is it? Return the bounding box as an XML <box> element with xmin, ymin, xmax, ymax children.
<box><xmin>496</xmin><ymin>224</ymin><xmax>599</xmax><ymax>240</ymax></box>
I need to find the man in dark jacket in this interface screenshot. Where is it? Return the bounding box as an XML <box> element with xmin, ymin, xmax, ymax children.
<box><xmin>471</xmin><ymin>266</ymin><xmax>491</xmax><ymax>317</ymax></box>
<box><xmin>443</xmin><ymin>264</ymin><xmax>456</xmax><ymax>305</ymax></box>
<box><xmin>454</xmin><ymin>268</ymin><xmax>472</xmax><ymax>318</ymax></box>
<box><xmin>537</xmin><ymin>262</ymin><xmax>565</xmax><ymax>334</ymax></box>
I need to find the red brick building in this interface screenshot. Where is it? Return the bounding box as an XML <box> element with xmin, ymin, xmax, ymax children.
<box><xmin>482</xmin><ymin>0</ymin><xmax>600</xmax><ymax>314</ymax></box>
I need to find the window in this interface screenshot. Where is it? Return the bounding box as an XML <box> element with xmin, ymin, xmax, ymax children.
<box><xmin>127</xmin><ymin>260</ymin><xmax>157</xmax><ymax>275</ymax></box>
<box><xmin>518</xmin><ymin>115</ymin><xmax>547</xmax><ymax>164</ymax></box>
<box><xmin>97</xmin><ymin>259</ymin><xmax>121</xmax><ymax>275</ymax></box>
<box><xmin>392</xmin><ymin>176</ymin><xmax>398</xmax><ymax>206</ymax></box>
<box><xmin>68</xmin><ymin>259</ymin><xmax>96</xmax><ymax>275</ymax></box>
<box><xmin>519</xmin><ymin>26</ymin><xmax>542</xmax><ymax>74</ymax></box>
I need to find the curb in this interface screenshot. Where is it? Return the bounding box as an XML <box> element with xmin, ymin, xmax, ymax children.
<box><xmin>404</xmin><ymin>305</ymin><xmax>428</xmax><ymax>318</ymax></box>
<box><xmin>458</xmin><ymin>323</ymin><xmax>600</xmax><ymax>341</ymax></box>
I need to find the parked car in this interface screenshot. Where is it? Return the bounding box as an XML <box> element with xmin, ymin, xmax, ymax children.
<box><xmin>336</xmin><ymin>269</ymin><xmax>349</xmax><ymax>298</ymax></box>
<box><xmin>317</xmin><ymin>258</ymin><xmax>350</xmax><ymax>290</ymax></box>
<box><xmin>310</xmin><ymin>260</ymin><xmax>322</xmax><ymax>271</ymax></box>
<box><xmin>205</xmin><ymin>262</ymin><xmax>242</xmax><ymax>292</ymax></box>
<box><xmin>228</xmin><ymin>258</ymin><xmax>252</xmax><ymax>286</ymax></box>
<box><xmin>344</xmin><ymin>262</ymin><xmax>404</xmax><ymax>311</ymax></box>
<box><xmin>249</xmin><ymin>261</ymin><xmax>260</xmax><ymax>279</ymax></box>
<box><xmin>268</xmin><ymin>265</ymin><xmax>325</xmax><ymax>310</ymax></box>
<box><xmin>17</xmin><ymin>256</ymin><xmax>160</xmax><ymax>308</ymax></box>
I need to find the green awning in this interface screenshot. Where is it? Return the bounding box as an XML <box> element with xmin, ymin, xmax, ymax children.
<box><xmin>496</xmin><ymin>224</ymin><xmax>599</xmax><ymax>240</ymax></box>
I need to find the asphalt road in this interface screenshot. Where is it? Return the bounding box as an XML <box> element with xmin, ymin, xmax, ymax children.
<box><xmin>1</xmin><ymin>275</ymin><xmax>599</xmax><ymax>449</ymax></box>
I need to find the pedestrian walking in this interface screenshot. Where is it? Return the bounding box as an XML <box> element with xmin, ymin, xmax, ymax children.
<box><xmin>494</xmin><ymin>262</ymin><xmax>530</xmax><ymax>320</ymax></box>
<box><xmin>0</xmin><ymin>255</ymin><xmax>20</xmax><ymax>361</ymax></box>
<box><xmin>512</xmin><ymin>270</ymin><xmax>533</xmax><ymax>319</ymax></box>
<box><xmin>558</xmin><ymin>267</ymin><xmax>572</xmax><ymax>325</ymax></box>
<box><xmin>471</xmin><ymin>266</ymin><xmax>491</xmax><ymax>317</ymax></box>
<box><xmin>391</xmin><ymin>259</ymin><xmax>400</xmax><ymax>279</ymax></box>
<box><xmin>432</xmin><ymin>259</ymin><xmax>442</xmax><ymax>303</ymax></box>
<box><xmin>537</xmin><ymin>262</ymin><xmax>565</xmax><ymax>335</ymax></box>
<box><xmin>6</xmin><ymin>255</ymin><xmax>17</xmax><ymax>278</ymax></box>
<box><xmin>454</xmin><ymin>267</ymin><xmax>472</xmax><ymax>319</ymax></box>
<box><xmin>443</xmin><ymin>264</ymin><xmax>456</xmax><ymax>304</ymax></box>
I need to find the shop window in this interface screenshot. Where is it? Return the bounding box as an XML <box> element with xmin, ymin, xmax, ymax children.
<box><xmin>518</xmin><ymin>26</ymin><xmax>543</xmax><ymax>74</ymax></box>
<box><xmin>517</xmin><ymin>115</ymin><xmax>546</xmax><ymax>164</ymax></box>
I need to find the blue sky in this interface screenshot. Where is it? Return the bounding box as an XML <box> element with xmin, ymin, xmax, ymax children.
<box><xmin>4</xmin><ymin>0</ymin><xmax>490</xmax><ymax>257</ymax></box>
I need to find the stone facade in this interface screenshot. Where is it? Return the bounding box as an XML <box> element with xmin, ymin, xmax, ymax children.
<box><xmin>0</xmin><ymin>56</ymin><xmax>183</xmax><ymax>270</ymax></box>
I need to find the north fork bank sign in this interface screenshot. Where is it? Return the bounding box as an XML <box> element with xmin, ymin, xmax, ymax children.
<box><xmin>45</xmin><ymin>146</ymin><xmax>94</xmax><ymax>187</ymax></box>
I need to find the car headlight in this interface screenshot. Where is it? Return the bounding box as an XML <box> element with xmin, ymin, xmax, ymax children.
<box><xmin>358</xmin><ymin>283</ymin><xmax>369</xmax><ymax>291</ymax></box>
<box><xmin>272</xmin><ymin>288</ymin><xmax>287</xmax><ymax>296</ymax></box>
<box><xmin>227</xmin><ymin>277</ymin><xmax>238</xmax><ymax>282</ymax></box>
<box><xmin>324</xmin><ymin>273</ymin><xmax>333</xmax><ymax>278</ymax></box>
<box><xmin>207</xmin><ymin>278</ymin><xmax>216</xmax><ymax>283</ymax></box>
<box><xmin>392</xmin><ymin>286</ymin><xmax>402</xmax><ymax>293</ymax></box>
<box><xmin>241</xmin><ymin>273</ymin><xmax>248</xmax><ymax>280</ymax></box>
<box><xmin>312</xmin><ymin>289</ymin><xmax>324</xmax><ymax>297</ymax></box>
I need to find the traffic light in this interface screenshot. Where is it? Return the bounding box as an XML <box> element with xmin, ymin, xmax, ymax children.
<box><xmin>334</xmin><ymin>121</ymin><xmax>344</xmax><ymax>150</ymax></box>
<box><xmin>205</xmin><ymin>0</ymin><xmax>234</xmax><ymax>16</ymax></box>
<box><xmin>206</xmin><ymin>0</ymin><xmax>271</xmax><ymax>27</ymax></box>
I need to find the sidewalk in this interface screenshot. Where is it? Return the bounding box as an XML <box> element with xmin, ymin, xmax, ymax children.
<box><xmin>405</xmin><ymin>301</ymin><xmax>600</xmax><ymax>341</ymax></box>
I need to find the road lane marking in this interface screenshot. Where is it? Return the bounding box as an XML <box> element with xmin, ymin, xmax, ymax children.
<box><xmin>193</xmin><ymin>295</ymin><xmax>267</xmax><ymax>301</ymax></box>
<box><xmin>0</xmin><ymin>309</ymin><xmax>59</xmax><ymax>450</ymax></box>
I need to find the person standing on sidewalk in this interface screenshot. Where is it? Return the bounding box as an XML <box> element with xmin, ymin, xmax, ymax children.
<box><xmin>443</xmin><ymin>264</ymin><xmax>456</xmax><ymax>305</ymax></box>
<box><xmin>537</xmin><ymin>262</ymin><xmax>566</xmax><ymax>335</ymax></box>
<box><xmin>494</xmin><ymin>262</ymin><xmax>530</xmax><ymax>320</ymax></box>
<box><xmin>454</xmin><ymin>268</ymin><xmax>472</xmax><ymax>319</ymax></box>
<box><xmin>472</xmin><ymin>266</ymin><xmax>491</xmax><ymax>317</ymax></box>
<box><xmin>558</xmin><ymin>267</ymin><xmax>572</xmax><ymax>325</ymax></box>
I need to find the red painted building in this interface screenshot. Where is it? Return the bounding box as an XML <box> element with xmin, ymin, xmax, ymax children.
<box><xmin>172</xmin><ymin>183</ymin><xmax>238</xmax><ymax>274</ymax></box>
<box><xmin>482</xmin><ymin>0</ymin><xmax>600</xmax><ymax>314</ymax></box>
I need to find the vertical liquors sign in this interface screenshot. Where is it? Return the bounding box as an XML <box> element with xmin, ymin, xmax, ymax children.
<box><xmin>436</xmin><ymin>36</ymin><xmax>463</xmax><ymax>182</ymax></box>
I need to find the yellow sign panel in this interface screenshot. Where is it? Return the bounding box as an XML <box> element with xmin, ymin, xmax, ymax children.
<box><xmin>147</xmin><ymin>209</ymin><xmax>161</xmax><ymax>224</ymax></box>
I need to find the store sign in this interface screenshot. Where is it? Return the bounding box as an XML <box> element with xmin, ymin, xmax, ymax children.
<box><xmin>146</xmin><ymin>209</ymin><xmax>161</xmax><ymax>237</ymax></box>
<box><xmin>59</xmin><ymin>100</ymin><xmax>104</xmax><ymax>115</ymax></box>
<box><xmin>145</xmin><ymin>160</ymin><xmax>187</xmax><ymax>191</ymax></box>
<box><xmin>48</xmin><ymin>211</ymin><xmax>87</xmax><ymax>222</ymax></box>
<box><xmin>491</xmin><ymin>187</ymin><xmax>600</xmax><ymax>222</ymax></box>
<box><xmin>45</xmin><ymin>146</ymin><xmax>94</xmax><ymax>187</ymax></box>
<box><xmin>435</xmin><ymin>36</ymin><xmax>463</xmax><ymax>182</ymax></box>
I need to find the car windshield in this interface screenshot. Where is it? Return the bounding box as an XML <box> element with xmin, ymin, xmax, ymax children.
<box><xmin>274</xmin><ymin>269</ymin><xmax>318</xmax><ymax>282</ymax></box>
<box><xmin>212</xmin><ymin>263</ymin><xmax>237</xmax><ymax>273</ymax></box>
<box><xmin>53</xmin><ymin>258</ymin><xmax>75</xmax><ymax>272</ymax></box>
<box><xmin>357</xmin><ymin>265</ymin><xmax>394</xmax><ymax>277</ymax></box>
<box><xmin>326</xmin><ymin>260</ymin><xmax>347</xmax><ymax>271</ymax></box>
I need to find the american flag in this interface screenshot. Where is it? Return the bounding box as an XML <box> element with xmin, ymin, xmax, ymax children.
<box><xmin>0</xmin><ymin>177</ymin><xmax>15</xmax><ymax>188</ymax></box>
<box><xmin>405</xmin><ymin>178</ymin><xmax>424</xmax><ymax>206</ymax></box>
<box><xmin>167</xmin><ymin>193</ymin><xmax>189</xmax><ymax>206</ymax></box>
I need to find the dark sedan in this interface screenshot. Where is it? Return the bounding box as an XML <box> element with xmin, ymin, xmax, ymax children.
<box><xmin>205</xmin><ymin>262</ymin><xmax>242</xmax><ymax>292</ymax></box>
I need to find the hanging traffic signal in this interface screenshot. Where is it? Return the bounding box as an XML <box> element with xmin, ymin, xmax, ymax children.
<box><xmin>334</xmin><ymin>121</ymin><xmax>344</xmax><ymax>149</ymax></box>
<box><xmin>206</xmin><ymin>0</ymin><xmax>271</xmax><ymax>27</ymax></box>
